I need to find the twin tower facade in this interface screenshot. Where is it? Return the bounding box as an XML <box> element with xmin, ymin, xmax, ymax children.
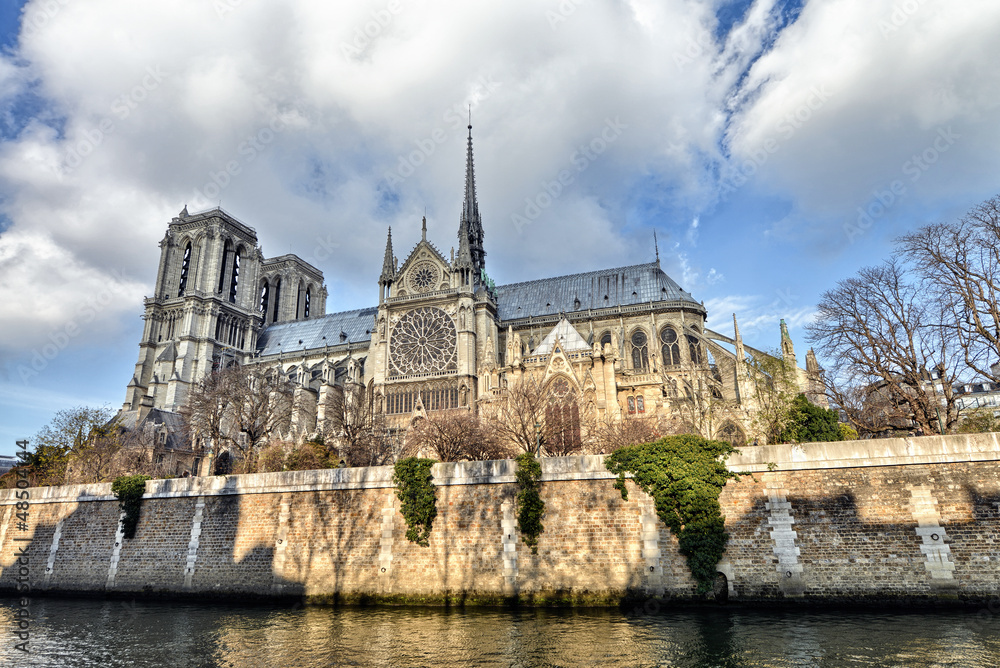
<box><xmin>124</xmin><ymin>126</ymin><xmax>822</xmax><ymax>446</ymax></box>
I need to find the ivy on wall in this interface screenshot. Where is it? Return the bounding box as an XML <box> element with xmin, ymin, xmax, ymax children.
<box><xmin>604</xmin><ymin>435</ymin><xmax>748</xmax><ymax>593</ymax></box>
<box><xmin>111</xmin><ymin>474</ymin><xmax>152</xmax><ymax>539</ymax></box>
<box><xmin>392</xmin><ymin>457</ymin><xmax>438</xmax><ymax>546</ymax></box>
<box><xmin>514</xmin><ymin>452</ymin><xmax>544</xmax><ymax>554</ymax></box>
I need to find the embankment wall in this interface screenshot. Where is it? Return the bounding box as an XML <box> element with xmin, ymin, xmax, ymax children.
<box><xmin>1</xmin><ymin>433</ymin><xmax>999</xmax><ymax>605</ymax></box>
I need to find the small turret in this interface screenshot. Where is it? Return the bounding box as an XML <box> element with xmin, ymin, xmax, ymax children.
<box><xmin>379</xmin><ymin>227</ymin><xmax>395</xmax><ymax>303</ymax></box>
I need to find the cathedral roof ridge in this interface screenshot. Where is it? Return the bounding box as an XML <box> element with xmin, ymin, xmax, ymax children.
<box><xmin>493</xmin><ymin>261</ymin><xmax>700</xmax><ymax>322</ymax></box>
<box><xmin>496</xmin><ymin>261</ymin><xmax>676</xmax><ymax>290</ymax></box>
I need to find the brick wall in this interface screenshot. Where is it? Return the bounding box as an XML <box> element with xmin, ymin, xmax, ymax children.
<box><xmin>1</xmin><ymin>434</ymin><xmax>998</xmax><ymax>605</ymax></box>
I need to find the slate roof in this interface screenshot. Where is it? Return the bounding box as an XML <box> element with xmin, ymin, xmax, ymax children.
<box><xmin>257</xmin><ymin>307</ymin><xmax>377</xmax><ymax>356</ymax></box>
<box><xmin>494</xmin><ymin>262</ymin><xmax>700</xmax><ymax>321</ymax></box>
<box><xmin>253</xmin><ymin>263</ymin><xmax>698</xmax><ymax>355</ymax></box>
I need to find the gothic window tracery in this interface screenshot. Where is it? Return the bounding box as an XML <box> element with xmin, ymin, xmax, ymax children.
<box><xmin>688</xmin><ymin>330</ymin><xmax>703</xmax><ymax>365</ymax></box>
<box><xmin>630</xmin><ymin>329</ymin><xmax>649</xmax><ymax>371</ymax></box>
<box><xmin>660</xmin><ymin>326</ymin><xmax>680</xmax><ymax>366</ymax></box>
<box><xmin>389</xmin><ymin>307</ymin><xmax>457</xmax><ymax>377</ymax></box>
<box><xmin>407</xmin><ymin>261</ymin><xmax>439</xmax><ymax>294</ymax></box>
<box><xmin>545</xmin><ymin>377</ymin><xmax>581</xmax><ymax>453</ymax></box>
<box><xmin>717</xmin><ymin>421</ymin><xmax>746</xmax><ymax>447</ymax></box>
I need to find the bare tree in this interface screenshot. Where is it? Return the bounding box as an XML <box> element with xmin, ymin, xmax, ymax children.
<box><xmin>324</xmin><ymin>383</ymin><xmax>396</xmax><ymax>467</ymax></box>
<box><xmin>480</xmin><ymin>374</ymin><xmax>548</xmax><ymax>453</ymax></box>
<box><xmin>180</xmin><ymin>369</ymin><xmax>231</xmax><ymax>457</ymax></box>
<box><xmin>180</xmin><ymin>365</ymin><xmax>294</xmax><ymax>473</ymax></box>
<box><xmin>807</xmin><ymin>259</ymin><xmax>960</xmax><ymax>436</ymax></box>
<box><xmin>593</xmin><ymin>413</ymin><xmax>661</xmax><ymax>453</ymax></box>
<box><xmin>406</xmin><ymin>411</ymin><xmax>510</xmax><ymax>461</ymax></box>
<box><xmin>743</xmin><ymin>350</ymin><xmax>798</xmax><ymax>444</ymax></box>
<box><xmin>225</xmin><ymin>366</ymin><xmax>295</xmax><ymax>470</ymax></box>
<box><xmin>897</xmin><ymin>195</ymin><xmax>1000</xmax><ymax>382</ymax></box>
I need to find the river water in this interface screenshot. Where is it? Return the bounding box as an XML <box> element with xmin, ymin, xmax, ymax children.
<box><xmin>1</xmin><ymin>596</ymin><xmax>999</xmax><ymax>667</ymax></box>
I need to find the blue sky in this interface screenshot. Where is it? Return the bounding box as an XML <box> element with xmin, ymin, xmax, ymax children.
<box><xmin>1</xmin><ymin>0</ymin><xmax>999</xmax><ymax>454</ymax></box>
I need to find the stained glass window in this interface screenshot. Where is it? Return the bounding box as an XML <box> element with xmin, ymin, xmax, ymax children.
<box><xmin>389</xmin><ymin>307</ymin><xmax>457</xmax><ymax>376</ymax></box>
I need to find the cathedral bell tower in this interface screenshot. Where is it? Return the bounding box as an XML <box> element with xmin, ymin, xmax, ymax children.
<box><xmin>124</xmin><ymin>207</ymin><xmax>265</xmax><ymax>414</ymax></box>
<box><xmin>369</xmin><ymin>124</ymin><xmax>498</xmax><ymax>421</ymax></box>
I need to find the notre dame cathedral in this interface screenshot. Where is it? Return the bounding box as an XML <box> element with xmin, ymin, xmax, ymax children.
<box><xmin>121</xmin><ymin>124</ymin><xmax>824</xmax><ymax>473</ymax></box>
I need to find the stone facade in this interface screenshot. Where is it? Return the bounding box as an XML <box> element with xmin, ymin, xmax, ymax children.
<box><xmin>120</xmin><ymin>126</ymin><xmax>823</xmax><ymax>462</ymax></box>
<box><xmin>2</xmin><ymin>434</ymin><xmax>999</xmax><ymax>605</ymax></box>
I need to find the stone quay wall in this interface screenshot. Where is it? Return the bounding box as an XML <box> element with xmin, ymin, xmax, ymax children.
<box><xmin>1</xmin><ymin>433</ymin><xmax>999</xmax><ymax>605</ymax></box>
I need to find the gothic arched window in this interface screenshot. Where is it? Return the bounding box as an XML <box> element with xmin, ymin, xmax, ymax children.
<box><xmin>545</xmin><ymin>377</ymin><xmax>581</xmax><ymax>455</ymax></box>
<box><xmin>718</xmin><ymin>421</ymin><xmax>746</xmax><ymax>447</ymax></box>
<box><xmin>217</xmin><ymin>239</ymin><xmax>232</xmax><ymax>294</ymax></box>
<box><xmin>688</xmin><ymin>332</ymin><xmax>702</xmax><ymax>365</ymax></box>
<box><xmin>272</xmin><ymin>278</ymin><xmax>281</xmax><ymax>323</ymax></box>
<box><xmin>631</xmin><ymin>329</ymin><xmax>649</xmax><ymax>371</ymax></box>
<box><xmin>178</xmin><ymin>242</ymin><xmax>191</xmax><ymax>296</ymax></box>
<box><xmin>660</xmin><ymin>327</ymin><xmax>680</xmax><ymax>366</ymax></box>
<box><xmin>600</xmin><ymin>331</ymin><xmax>612</xmax><ymax>350</ymax></box>
<box><xmin>228</xmin><ymin>248</ymin><xmax>241</xmax><ymax>303</ymax></box>
<box><xmin>260</xmin><ymin>282</ymin><xmax>270</xmax><ymax>321</ymax></box>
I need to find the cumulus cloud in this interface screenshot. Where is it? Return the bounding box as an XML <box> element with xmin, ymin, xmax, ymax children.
<box><xmin>0</xmin><ymin>0</ymin><xmax>996</xmax><ymax>380</ymax></box>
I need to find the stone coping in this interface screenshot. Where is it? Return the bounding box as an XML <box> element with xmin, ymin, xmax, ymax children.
<box><xmin>3</xmin><ymin>433</ymin><xmax>998</xmax><ymax>504</ymax></box>
<box><xmin>727</xmin><ymin>432</ymin><xmax>1000</xmax><ymax>472</ymax></box>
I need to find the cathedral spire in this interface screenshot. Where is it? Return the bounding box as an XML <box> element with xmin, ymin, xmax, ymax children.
<box><xmin>459</xmin><ymin>121</ymin><xmax>486</xmax><ymax>280</ymax></box>
<box><xmin>380</xmin><ymin>226</ymin><xmax>395</xmax><ymax>284</ymax></box>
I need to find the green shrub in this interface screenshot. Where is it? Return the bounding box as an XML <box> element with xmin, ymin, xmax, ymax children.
<box><xmin>111</xmin><ymin>474</ymin><xmax>151</xmax><ymax>539</ymax></box>
<box><xmin>514</xmin><ymin>452</ymin><xmax>544</xmax><ymax>553</ymax></box>
<box><xmin>604</xmin><ymin>434</ymin><xmax>748</xmax><ymax>593</ymax></box>
<box><xmin>392</xmin><ymin>457</ymin><xmax>438</xmax><ymax>546</ymax></box>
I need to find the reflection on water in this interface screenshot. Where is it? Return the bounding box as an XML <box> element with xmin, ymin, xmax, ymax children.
<box><xmin>1</xmin><ymin>596</ymin><xmax>999</xmax><ymax>667</ymax></box>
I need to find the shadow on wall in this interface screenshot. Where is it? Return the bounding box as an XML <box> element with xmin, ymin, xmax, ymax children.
<box><xmin>0</xmin><ymin>461</ymin><xmax>998</xmax><ymax>605</ymax></box>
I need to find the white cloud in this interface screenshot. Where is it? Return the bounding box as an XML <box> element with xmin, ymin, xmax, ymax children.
<box><xmin>0</xmin><ymin>0</ymin><xmax>995</xmax><ymax>375</ymax></box>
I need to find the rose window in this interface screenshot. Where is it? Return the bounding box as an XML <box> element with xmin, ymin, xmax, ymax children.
<box><xmin>389</xmin><ymin>307</ymin><xmax>457</xmax><ymax>376</ymax></box>
<box><xmin>407</xmin><ymin>261</ymin><xmax>439</xmax><ymax>293</ymax></box>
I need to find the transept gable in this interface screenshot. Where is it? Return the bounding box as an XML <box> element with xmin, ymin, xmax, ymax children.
<box><xmin>395</xmin><ymin>238</ymin><xmax>452</xmax><ymax>296</ymax></box>
<box><xmin>541</xmin><ymin>340</ymin><xmax>581</xmax><ymax>389</ymax></box>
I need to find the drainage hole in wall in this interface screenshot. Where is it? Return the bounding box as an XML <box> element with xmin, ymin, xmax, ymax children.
<box><xmin>931</xmin><ymin>533</ymin><xmax>939</xmax><ymax>541</ymax></box>
<box><xmin>785</xmin><ymin>571</ymin><xmax>792</xmax><ymax>578</ymax></box>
